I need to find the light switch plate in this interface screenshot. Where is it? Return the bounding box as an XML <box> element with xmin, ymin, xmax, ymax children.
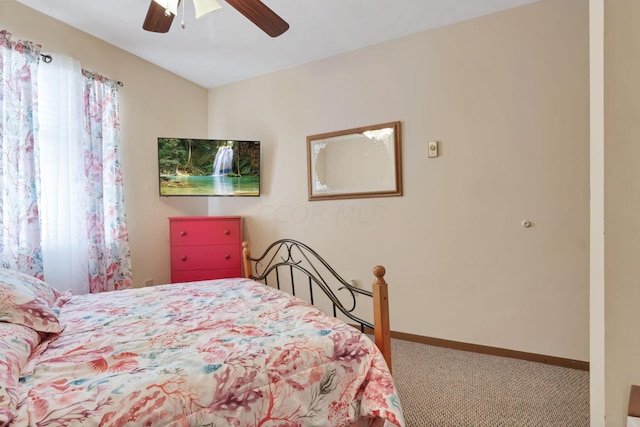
<box><xmin>428</xmin><ymin>141</ymin><xmax>439</xmax><ymax>158</ymax></box>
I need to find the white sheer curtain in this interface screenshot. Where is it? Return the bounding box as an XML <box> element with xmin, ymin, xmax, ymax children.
<box><xmin>37</xmin><ymin>54</ymin><xmax>90</xmax><ymax>295</ymax></box>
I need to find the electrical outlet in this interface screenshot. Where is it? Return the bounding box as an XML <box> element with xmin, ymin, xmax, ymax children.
<box><xmin>350</xmin><ymin>279</ymin><xmax>360</xmax><ymax>296</ymax></box>
<box><xmin>428</xmin><ymin>141</ymin><xmax>439</xmax><ymax>158</ymax></box>
<box><xmin>144</xmin><ymin>279</ymin><xmax>154</xmax><ymax>287</ymax></box>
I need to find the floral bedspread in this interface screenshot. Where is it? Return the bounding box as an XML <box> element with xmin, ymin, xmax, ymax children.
<box><xmin>14</xmin><ymin>278</ymin><xmax>404</xmax><ymax>426</ymax></box>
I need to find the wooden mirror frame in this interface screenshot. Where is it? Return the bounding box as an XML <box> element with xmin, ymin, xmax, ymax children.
<box><xmin>306</xmin><ymin>121</ymin><xmax>403</xmax><ymax>201</ymax></box>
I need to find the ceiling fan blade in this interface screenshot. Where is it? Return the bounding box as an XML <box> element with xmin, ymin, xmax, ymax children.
<box><xmin>143</xmin><ymin>0</ymin><xmax>179</xmax><ymax>33</ymax></box>
<box><xmin>224</xmin><ymin>0</ymin><xmax>289</xmax><ymax>37</ymax></box>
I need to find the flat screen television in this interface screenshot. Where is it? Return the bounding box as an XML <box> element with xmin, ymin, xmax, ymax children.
<box><xmin>158</xmin><ymin>138</ymin><xmax>260</xmax><ymax>197</ymax></box>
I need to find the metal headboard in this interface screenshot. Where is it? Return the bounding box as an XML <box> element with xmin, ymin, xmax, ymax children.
<box><xmin>242</xmin><ymin>238</ymin><xmax>373</xmax><ymax>331</ymax></box>
<box><xmin>242</xmin><ymin>238</ymin><xmax>393</xmax><ymax>370</ymax></box>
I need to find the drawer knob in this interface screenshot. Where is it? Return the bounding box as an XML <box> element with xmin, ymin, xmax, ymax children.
<box><xmin>223</xmin><ymin>230</ymin><xmax>230</xmax><ymax>235</ymax></box>
<box><xmin>181</xmin><ymin>256</ymin><xmax>187</xmax><ymax>261</ymax></box>
<box><xmin>224</xmin><ymin>254</ymin><xmax>230</xmax><ymax>260</ymax></box>
<box><xmin>180</xmin><ymin>231</ymin><xmax>187</xmax><ymax>236</ymax></box>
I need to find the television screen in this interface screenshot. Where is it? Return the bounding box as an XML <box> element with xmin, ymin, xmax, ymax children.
<box><xmin>158</xmin><ymin>138</ymin><xmax>260</xmax><ymax>197</ymax></box>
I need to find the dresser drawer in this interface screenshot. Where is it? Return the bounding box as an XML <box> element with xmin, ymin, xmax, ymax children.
<box><xmin>170</xmin><ymin>218</ymin><xmax>240</xmax><ymax>246</ymax></box>
<box><xmin>169</xmin><ymin>216</ymin><xmax>243</xmax><ymax>283</ymax></box>
<box><xmin>171</xmin><ymin>244</ymin><xmax>240</xmax><ymax>271</ymax></box>
<box><xmin>171</xmin><ymin>268</ymin><xmax>240</xmax><ymax>283</ymax></box>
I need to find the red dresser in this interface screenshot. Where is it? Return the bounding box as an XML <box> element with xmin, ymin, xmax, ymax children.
<box><xmin>169</xmin><ymin>216</ymin><xmax>242</xmax><ymax>283</ymax></box>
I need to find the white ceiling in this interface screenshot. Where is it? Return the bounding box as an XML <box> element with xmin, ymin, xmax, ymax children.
<box><xmin>17</xmin><ymin>0</ymin><xmax>538</xmax><ymax>89</ymax></box>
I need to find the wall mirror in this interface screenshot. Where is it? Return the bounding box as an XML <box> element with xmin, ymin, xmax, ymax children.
<box><xmin>307</xmin><ymin>121</ymin><xmax>403</xmax><ymax>201</ymax></box>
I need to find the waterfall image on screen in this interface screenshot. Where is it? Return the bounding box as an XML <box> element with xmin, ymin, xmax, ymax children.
<box><xmin>158</xmin><ymin>138</ymin><xmax>260</xmax><ymax>196</ymax></box>
<box><xmin>212</xmin><ymin>146</ymin><xmax>234</xmax><ymax>176</ymax></box>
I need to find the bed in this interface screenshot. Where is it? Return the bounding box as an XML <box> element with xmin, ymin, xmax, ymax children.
<box><xmin>0</xmin><ymin>239</ymin><xmax>404</xmax><ymax>427</ymax></box>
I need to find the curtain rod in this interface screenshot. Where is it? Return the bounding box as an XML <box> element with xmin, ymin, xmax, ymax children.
<box><xmin>40</xmin><ymin>53</ymin><xmax>124</xmax><ymax>87</ymax></box>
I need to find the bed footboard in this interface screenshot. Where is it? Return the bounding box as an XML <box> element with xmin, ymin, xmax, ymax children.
<box><xmin>241</xmin><ymin>239</ymin><xmax>392</xmax><ymax>370</ymax></box>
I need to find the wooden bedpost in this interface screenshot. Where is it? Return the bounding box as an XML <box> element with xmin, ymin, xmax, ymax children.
<box><xmin>242</xmin><ymin>241</ymin><xmax>253</xmax><ymax>278</ymax></box>
<box><xmin>372</xmin><ymin>265</ymin><xmax>392</xmax><ymax>372</ymax></box>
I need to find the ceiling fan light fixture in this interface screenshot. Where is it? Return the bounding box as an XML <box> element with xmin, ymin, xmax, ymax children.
<box><xmin>143</xmin><ymin>0</ymin><xmax>288</xmax><ymax>36</ymax></box>
<box><xmin>193</xmin><ymin>0</ymin><xmax>222</xmax><ymax>19</ymax></box>
<box><xmin>153</xmin><ymin>0</ymin><xmax>179</xmax><ymax>16</ymax></box>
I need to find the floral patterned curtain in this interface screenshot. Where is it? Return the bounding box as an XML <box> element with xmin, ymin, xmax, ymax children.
<box><xmin>0</xmin><ymin>31</ymin><xmax>44</xmax><ymax>278</ymax></box>
<box><xmin>1</xmin><ymin>30</ymin><xmax>132</xmax><ymax>293</ymax></box>
<box><xmin>82</xmin><ymin>70</ymin><xmax>132</xmax><ymax>293</ymax></box>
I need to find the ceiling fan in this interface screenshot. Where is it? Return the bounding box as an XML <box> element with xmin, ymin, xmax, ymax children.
<box><xmin>143</xmin><ymin>0</ymin><xmax>289</xmax><ymax>37</ymax></box>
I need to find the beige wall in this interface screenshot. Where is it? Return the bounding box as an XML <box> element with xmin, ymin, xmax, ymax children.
<box><xmin>604</xmin><ymin>1</ymin><xmax>640</xmax><ymax>425</ymax></box>
<box><xmin>208</xmin><ymin>0</ymin><xmax>590</xmax><ymax>361</ymax></box>
<box><xmin>0</xmin><ymin>1</ymin><xmax>209</xmax><ymax>288</ymax></box>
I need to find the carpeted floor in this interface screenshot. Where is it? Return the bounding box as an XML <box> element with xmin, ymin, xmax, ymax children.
<box><xmin>390</xmin><ymin>338</ymin><xmax>590</xmax><ymax>427</ymax></box>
